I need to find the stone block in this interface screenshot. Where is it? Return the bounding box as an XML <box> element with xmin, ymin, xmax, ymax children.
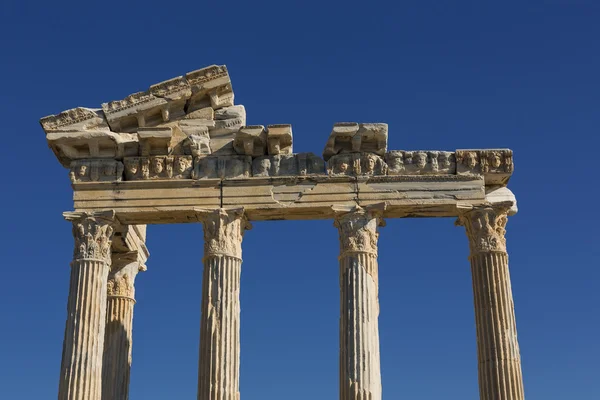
<box><xmin>137</xmin><ymin>127</ymin><xmax>173</xmax><ymax>156</ymax></box>
<box><xmin>234</xmin><ymin>125</ymin><xmax>267</xmax><ymax>157</ymax></box>
<box><xmin>323</xmin><ymin>122</ymin><xmax>387</xmax><ymax>160</ymax></box>
<box><xmin>266</xmin><ymin>124</ymin><xmax>293</xmax><ymax>155</ymax></box>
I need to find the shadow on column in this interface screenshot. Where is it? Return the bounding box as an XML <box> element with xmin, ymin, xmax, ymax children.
<box><xmin>102</xmin><ymin>313</ymin><xmax>133</xmax><ymax>400</ymax></box>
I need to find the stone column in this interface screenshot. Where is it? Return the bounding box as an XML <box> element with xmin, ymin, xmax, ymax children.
<box><xmin>59</xmin><ymin>211</ymin><xmax>116</xmax><ymax>400</ymax></box>
<box><xmin>197</xmin><ymin>208</ymin><xmax>251</xmax><ymax>400</ymax></box>
<box><xmin>101</xmin><ymin>252</ymin><xmax>146</xmax><ymax>400</ymax></box>
<box><xmin>334</xmin><ymin>206</ymin><xmax>384</xmax><ymax>400</ymax></box>
<box><xmin>457</xmin><ymin>205</ymin><xmax>525</xmax><ymax>400</ymax></box>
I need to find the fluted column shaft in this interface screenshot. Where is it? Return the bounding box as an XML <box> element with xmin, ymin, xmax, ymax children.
<box><xmin>59</xmin><ymin>211</ymin><xmax>116</xmax><ymax>400</ymax></box>
<box><xmin>197</xmin><ymin>208</ymin><xmax>250</xmax><ymax>400</ymax></box>
<box><xmin>335</xmin><ymin>207</ymin><xmax>383</xmax><ymax>400</ymax></box>
<box><xmin>458</xmin><ymin>206</ymin><xmax>524</xmax><ymax>400</ymax></box>
<box><xmin>102</xmin><ymin>254</ymin><xmax>145</xmax><ymax>400</ymax></box>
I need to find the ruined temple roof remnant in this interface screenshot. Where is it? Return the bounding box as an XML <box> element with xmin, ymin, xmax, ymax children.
<box><xmin>40</xmin><ymin>63</ymin><xmax>514</xmax><ymax>189</ymax></box>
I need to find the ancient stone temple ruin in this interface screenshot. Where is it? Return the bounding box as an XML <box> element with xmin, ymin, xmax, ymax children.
<box><xmin>40</xmin><ymin>64</ymin><xmax>524</xmax><ymax>400</ymax></box>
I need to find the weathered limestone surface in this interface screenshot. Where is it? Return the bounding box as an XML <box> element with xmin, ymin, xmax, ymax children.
<box><xmin>457</xmin><ymin>204</ymin><xmax>524</xmax><ymax>400</ymax></box>
<box><xmin>59</xmin><ymin>211</ymin><xmax>116</xmax><ymax>400</ymax></box>
<box><xmin>70</xmin><ymin>175</ymin><xmax>487</xmax><ymax>224</ymax></box>
<box><xmin>102</xmin><ymin>248</ymin><xmax>146</xmax><ymax>400</ymax></box>
<box><xmin>197</xmin><ymin>209</ymin><xmax>250</xmax><ymax>400</ymax></box>
<box><xmin>335</xmin><ymin>205</ymin><xmax>384</xmax><ymax>400</ymax></box>
<box><xmin>41</xmin><ymin>63</ymin><xmax>522</xmax><ymax>400</ymax></box>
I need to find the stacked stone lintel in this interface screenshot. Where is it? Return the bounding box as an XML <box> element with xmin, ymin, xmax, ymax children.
<box><xmin>101</xmin><ymin>252</ymin><xmax>145</xmax><ymax>400</ymax></box>
<box><xmin>59</xmin><ymin>211</ymin><xmax>116</xmax><ymax>400</ymax></box>
<box><xmin>197</xmin><ymin>208</ymin><xmax>251</xmax><ymax>400</ymax></box>
<box><xmin>334</xmin><ymin>205</ymin><xmax>384</xmax><ymax>400</ymax></box>
<box><xmin>458</xmin><ymin>205</ymin><xmax>525</xmax><ymax>400</ymax></box>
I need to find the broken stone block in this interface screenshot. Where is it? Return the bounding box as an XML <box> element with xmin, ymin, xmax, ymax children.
<box><xmin>234</xmin><ymin>126</ymin><xmax>267</xmax><ymax>157</ymax></box>
<box><xmin>323</xmin><ymin>122</ymin><xmax>388</xmax><ymax>160</ymax></box>
<box><xmin>137</xmin><ymin>127</ymin><xmax>173</xmax><ymax>156</ymax></box>
<box><xmin>266</xmin><ymin>124</ymin><xmax>293</xmax><ymax>155</ymax></box>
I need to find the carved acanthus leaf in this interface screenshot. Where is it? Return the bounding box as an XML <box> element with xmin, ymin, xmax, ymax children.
<box><xmin>457</xmin><ymin>206</ymin><xmax>510</xmax><ymax>254</ymax></box>
<box><xmin>334</xmin><ymin>207</ymin><xmax>384</xmax><ymax>256</ymax></box>
<box><xmin>107</xmin><ymin>273</ymin><xmax>134</xmax><ymax>298</ymax></box>
<box><xmin>64</xmin><ymin>211</ymin><xmax>116</xmax><ymax>263</ymax></box>
<box><xmin>200</xmin><ymin>209</ymin><xmax>251</xmax><ymax>259</ymax></box>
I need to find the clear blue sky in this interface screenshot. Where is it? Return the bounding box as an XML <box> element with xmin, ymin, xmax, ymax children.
<box><xmin>1</xmin><ymin>1</ymin><xmax>598</xmax><ymax>399</ymax></box>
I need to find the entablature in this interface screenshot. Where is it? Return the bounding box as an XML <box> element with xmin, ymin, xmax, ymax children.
<box><xmin>41</xmin><ymin>64</ymin><xmax>516</xmax><ymax>225</ymax></box>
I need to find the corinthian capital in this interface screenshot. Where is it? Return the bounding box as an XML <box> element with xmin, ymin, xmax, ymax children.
<box><xmin>456</xmin><ymin>204</ymin><xmax>511</xmax><ymax>255</ymax></box>
<box><xmin>108</xmin><ymin>251</ymin><xmax>146</xmax><ymax>299</ymax></box>
<box><xmin>334</xmin><ymin>204</ymin><xmax>385</xmax><ymax>256</ymax></box>
<box><xmin>64</xmin><ymin>210</ymin><xmax>117</xmax><ymax>263</ymax></box>
<box><xmin>197</xmin><ymin>208</ymin><xmax>251</xmax><ymax>259</ymax></box>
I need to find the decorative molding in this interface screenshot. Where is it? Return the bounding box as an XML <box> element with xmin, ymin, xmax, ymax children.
<box><xmin>328</xmin><ymin>153</ymin><xmax>387</xmax><ymax>176</ymax></box>
<box><xmin>69</xmin><ymin>159</ymin><xmax>124</xmax><ymax>183</ymax></box>
<box><xmin>385</xmin><ymin>150</ymin><xmax>456</xmax><ymax>175</ymax></box>
<box><xmin>124</xmin><ymin>156</ymin><xmax>192</xmax><ymax>180</ymax></box>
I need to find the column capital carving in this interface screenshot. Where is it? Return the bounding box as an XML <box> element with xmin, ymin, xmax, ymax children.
<box><xmin>333</xmin><ymin>204</ymin><xmax>385</xmax><ymax>257</ymax></box>
<box><xmin>108</xmin><ymin>251</ymin><xmax>146</xmax><ymax>300</ymax></box>
<box><xmin>196</xmin><ymin>208</ymin><xmax>252</xmax><ymax>259</ymax></box>
<box><xmin>456</xmin><ymin>202</ymin><xmax>512</xmax><ymax>255</ymax></box>
<box><xmin>63</xmin><ymin>210</ymin><xmax>117</xmax><ymax>264</ymax></box>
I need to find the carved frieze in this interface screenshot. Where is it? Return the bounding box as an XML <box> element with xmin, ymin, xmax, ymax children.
<box><xmin>69</xmin><ymin>159</ymin><xmax>124</xmax><ymax>183</ymax></box>
<box><xmin>457</xmin><ymin>206</ymin><xmax>510</xmax><ymax>254</ymax></box>
<box><xmin>192</xmin><ymin>155</ymin><xmax>251</xmax><ymax>179</ymax></box>
<box><xmin>327</xmin><ymin>153</ymin><xmax>387</xmax><ymax>176</ymax></box>
<box><xmin>297</xmin><ymin>153</ymin><xmax>326</xmax><ymax>175</ymax></box>
<box><xmin>64</xmin><ymin>211</ymin><xmax>116</xmax><ymax>263</ymax></box>
<box><xmin>124</xmin><ymin>156</ymin><xmax>193</xmax><ymax>180</ymax></box>
<box><xmin>385</xmin><ymin>150</ymin><xmax>456</xmax><ymax>175</ymax></box>
<box><xmin>252</xmin><ymin>153</ymin><xmax>325</xmax><ymax>177</ymax></box>
<box><xmin>199</xmin><ymin>208</ymin><xmax>251</xmax><ymax>259</ymax></box>
<box><xmin>456</xmin><ymin>149</ymin><xmax>513</xmax><ymax>185</ymax></box>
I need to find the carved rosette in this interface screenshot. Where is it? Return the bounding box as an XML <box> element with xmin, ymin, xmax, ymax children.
<box><xmin>65</xmin><ymin>211</ymin><xmax>116</xmax><ymax>263</ymax></box>
<box><xmin>457</xmin><ymin>206</ymin><xmax>510</xmax><ymax>255</ymax></box>
<box><xmin>201</xmin><ymin>208</ymin><xmax>251</xmax><ymax>259</ymax></box>
<box><xmin>334</xmin><ymin>208</ymin><xmax>384</xmax><ymax>257</ymax></box>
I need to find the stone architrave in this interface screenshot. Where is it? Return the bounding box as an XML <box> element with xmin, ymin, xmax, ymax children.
<box><xmin>101</xmin><ymin>251</ymin><xmax>146</xmax><ymax>400</ymax></box>
<box><xmin>457</xmin><ymin>204</ymin><xmax>525</xmax><ymax>400</ymax></box>
<box><xmin>196</xmin><ymin>208</ymin><xmax>251</xmax><ymax>400</ymax></box>
<box><xmin>59</xmin><ymin>211</ymin><xmax>116</xmax><ymax>400</ymax></box>
<box><xmin>334</xmin><ymin>205</ymin><xmax>385</xmax><ymax>400</ymax></box>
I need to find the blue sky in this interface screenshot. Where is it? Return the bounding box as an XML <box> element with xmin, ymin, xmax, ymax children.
<box><xmin>1</xmin><ymin>1</ymin><xmax>599</xmax><ymax>398</ymax></box>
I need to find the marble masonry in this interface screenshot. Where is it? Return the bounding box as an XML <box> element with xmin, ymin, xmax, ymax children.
<box><xmin>41</xmin><ymin>64</ymin><xmax>524</xmax><ymax>400</ymax></box>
